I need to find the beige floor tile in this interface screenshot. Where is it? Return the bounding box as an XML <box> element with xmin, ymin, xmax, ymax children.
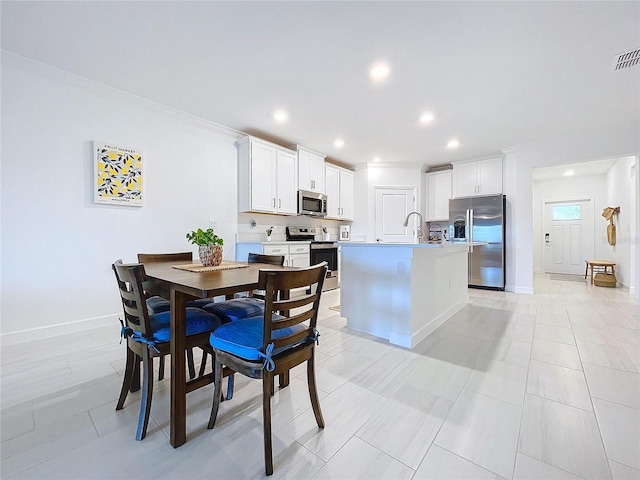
<box><xmin>583</xmin><ymin>363</ymin><xmax>640</xmax><ymax>409</ymax></box>
<box><xmin>519</xmin><ymin>394</ymin><xmax>611</xmax><ymax>480</ymax></box>
<box><xmin>526</xmin><ymin>360</ymin><xmax>592</xmax><ymax>411</ymax></box>
<box><xmin>313</xmin><ymin>436</ymin><xmax>414</xmax><ymax>479</ymax></box>
<box><xmin>530</xmin><ymin>338</ymin><xmax>583</xmax><ymax>370</ymax></box>
<box><xmin>572</xmin><ymin>325</ymin><xmax>620</xmax><ymax>346</ymax></box>
<box><xmin>513</xmin><ymin>452</ymin><xmax>584</xmax><ymax>479</ymax></box>
<box><xmin>534</xmin><ymin>324</ymin><xmax>576</xmax><ymax>345</ymax></box>
<box><xmin>415</xmin><ymin>445</ymin><xmax>506</xmax><ymax>480</ymax></box>
<box><xmin>356</xmin><ymin>384</ymin><xmax>452</xmax><ymax>469</ymax></box>
<box><xmin>283</xmin><ymin>382</ymin><xmax>386</xmax><ymax>462</ymax></box>
<box><xmin>465</xmin><ymin>359</ymin><xmax>528</xmax><ymax>406</ymax></box>
<box><xmin>435</xmin><ymin>390</ymin><xmax>521</xmax><ymax>478</ymax></box>
<box><xmin>576</xmin><ymin>341</ymin><xmax>638</xmax><ymax>373</ymax></box>
<box><xmin>609</xmin><ymin>460</ymin><xmax>640</xmax><ymax>480</ymax></box>
<box><xmin>593</xmin><ymin>398</ymin><xmax>640</xmax><ymax>470</ymax></box>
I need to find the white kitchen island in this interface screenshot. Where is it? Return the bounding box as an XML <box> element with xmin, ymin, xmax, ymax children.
<box><xmin>339</xmin><ymin>242</ymin><xmax>469</xmax><ymax>348</ymax></box>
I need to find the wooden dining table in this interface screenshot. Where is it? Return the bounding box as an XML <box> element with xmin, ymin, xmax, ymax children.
<box><xmin>142</xmin><ymin>260</ymin><xmax>290</xmax><ymax>448</ymax></box>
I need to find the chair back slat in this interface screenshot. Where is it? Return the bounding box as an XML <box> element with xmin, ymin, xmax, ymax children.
<box><xmin>272</xmin><ymin>292</ymin><xmax>319</xmax><ymax>312</ymax></box>
<box><xmin>112</xmin><ymin>260</ymin><xmax>153</xmax><ymax>337</ymax></box>
<box><xmin>273</xmin><ymin>310</ymin><xmax>315</xmax><ymax>330</ymax></box>
<box><xmin>248</xmin><ymin>253</ymin><xmax>285</xmax><ymax>266</ymax></box>
<box><xmin>137</xmin><ymin>252</ymin><xmax>193</xmax><ymax>263</ymax></box>
<box><xmin>272</xmin><ymin>329</ymin><xmax>310</xmax><ymax>350</ymax></box>
<box><xmin>259</xmin><ymin>262</ymin><xmax>327</xmax><ymax>350</ymax></box>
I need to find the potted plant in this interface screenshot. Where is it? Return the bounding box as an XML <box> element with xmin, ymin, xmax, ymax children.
<box><xmin>186</xmin><ymin>228</ymin><xmax>224</xmax><ymax>266</ymax></box>
<box><xmin>266</xmin><ymin>226</ymin><xmax>274</xmax><ymax>242</ymax></box>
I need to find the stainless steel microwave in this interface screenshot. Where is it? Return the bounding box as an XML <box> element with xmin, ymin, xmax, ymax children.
<box><xmin>298</xmin><ymin>189</ymin><xmax>327</xmax><ymax>217</ymax></box>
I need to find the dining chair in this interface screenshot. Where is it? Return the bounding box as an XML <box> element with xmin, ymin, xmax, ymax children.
<box><xmin>207</xmin><ymin>262</ymin><xmax>327</xmax><ymax>476</ymax></box>
<box><xmin>137</xmin><ymin>252</ymin><xmax>213</xmax><ymax>380</ymax></box>
<box><xmin>112</xmin><ymin>259</ymin><xmax>222</xmax><ymax>440</ymax></box>
<box><xmin>199</xmin><ymin>253</ymin><xmax>285</xmax><ymax>386</ymax></box>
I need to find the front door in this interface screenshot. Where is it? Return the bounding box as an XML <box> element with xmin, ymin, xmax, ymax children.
<box><xmin>374</xmin><ymin>187</ymin><xmax>416</xmax><ymax>243</ymax></box>
<box><xmin>543</xmin><ymin>199</ymin><xmax>594</xmax><ymax>275</ymax></box>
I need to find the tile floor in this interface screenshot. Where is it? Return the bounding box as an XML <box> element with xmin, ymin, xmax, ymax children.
<box><xmin>1</xmin><ymin>274</ymin><xmax>639</xmax><ymax>479</ymax></box>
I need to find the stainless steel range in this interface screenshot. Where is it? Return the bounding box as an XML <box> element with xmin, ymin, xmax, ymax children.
<box><xmin>286</xmin><ymin>226</ymin><xmax>338</xmax><ymax>291</ymax></box>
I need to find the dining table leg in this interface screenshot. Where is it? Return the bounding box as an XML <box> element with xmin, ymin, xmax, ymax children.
<box><xmin>170</xmin><ymin>288</ymin><xmax>187</xmax><ymax>447</ymax></box>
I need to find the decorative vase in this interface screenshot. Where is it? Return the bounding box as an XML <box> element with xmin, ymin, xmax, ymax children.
<box><xmin>266</xmin><ymin>235</ymin><xmax>272</xmax><ymax>242</ymax></box>
<box><xmin>199</xmin><ymin>244</ymin><xmax>222</xmax><ymax>267</ymax></box>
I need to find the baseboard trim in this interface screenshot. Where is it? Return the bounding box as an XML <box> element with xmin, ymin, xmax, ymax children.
<box><xmin>1</xmin><ymin>313</ymin><xmax>119</xmax><ymax>347</ymax></box>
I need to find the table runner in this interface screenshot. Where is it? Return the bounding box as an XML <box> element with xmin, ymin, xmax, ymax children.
<box><xmin>172</xmin><ymin>262</ymin><xmax>250</xmax><ymax>273</ymax></box>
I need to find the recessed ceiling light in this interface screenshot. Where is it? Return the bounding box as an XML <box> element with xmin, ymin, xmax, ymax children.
<box><xmin>447</xmin><ymin>139</ymin><xmax>460</xmax><ymax>149</ymax></box>
<box><xmin>564</xmin><ymin>170</ymin><xmax>574</xmax><ymax>176</ymax></box>
<box><xmin>420</xmin><ymin>112</ymin><xmax>435</xmax><ymax>124</ymax></box>
<box><xmin>272</xmin><ymin>109</ymin><xmax>288</xmax><ymax>123</ymax></box>
<box><xmin>369</xmin><ymin>62</ymin><xmax>390</xmax><ymax>81</ymax></box>
<box><xmin>334</xmin><ymin>138</ymin><xmax>345</xmax><ymax>148</ymax></box>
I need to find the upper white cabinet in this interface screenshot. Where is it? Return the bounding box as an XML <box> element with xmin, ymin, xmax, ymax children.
<box><xmin>425</xmin><ymin>170</ymin><xmax>452</xmax><ymax>221</ymax></box>
<box><xmin>452</xmin><ymin>157</ymin><xmax>503</xmax><ymax>198</ymax></box>
<box><xmin>237</xmin><ymin>136</ymin><xmax>297</xmax><ymax>215</ymax></box>
<box><xmin>294</xmin><ymin>145</ymin><xmax>326</xmax><ymax>193</ymax></box>
<box><xmin>325</xmin><ymin>164</ymin><xmax>354</xmax><ymax>220</ymax></box>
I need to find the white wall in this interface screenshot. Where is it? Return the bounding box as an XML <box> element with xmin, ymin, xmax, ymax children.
<box><xmin>605</xmin><ymin>156</ymin><xmax>636</xmax><ymax>289</ymax></box>
<box><xmin>532</xmin><ymin>174</ymin><xmax>607</xmax><ymax>273</ymax></box>
<box><xmin>503</xmin><ymin>124</ymin><xmax>640</xmax><ymax>294</ymax></box>
<box><xmin>1</xmin><ymin>55</ymin><xmax>242</xmax><ymax>340</ymax></box>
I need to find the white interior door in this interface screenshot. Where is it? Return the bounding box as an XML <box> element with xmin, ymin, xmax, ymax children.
<box><xmin>374</xmin><ymin>187</ymin><xmax>416</xmax><ymax>243</ymax></box>
<box><xmin>543</xmin><ymin>199</ymin><xmax>594</xmax><ymax>274</ymax></box>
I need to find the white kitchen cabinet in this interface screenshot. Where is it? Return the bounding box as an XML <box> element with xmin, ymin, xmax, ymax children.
<box><xmin>325</xmin><ymin>164</ymin><xmax>354</xmax><ymax>220</ymax></box>
<box><xmin>426</xmin><ymin>170</ymin><xmax>452</xmax><ymax>221</ymax></box>
<box><xmin>452</xmin><ymin>157</ymin><xmax>503</xmax><ymax>198</ymax></box>
<box><xmin>237</xmin><ymin>136</ymin><xmax>297</xmax><ymax>215</ymax></box>
<box><xmin>263</xmin><ymin>242</ymin><xmax>310</xmax><ymax>267</ymax></box>
<box><xmin>294</xmin><ymin>145</ymin><xmax>326</xmax><ymax>193</ymax></box>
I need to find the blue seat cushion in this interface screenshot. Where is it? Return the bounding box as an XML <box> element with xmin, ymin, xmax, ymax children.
<box><xmin>209</xmin><ymin>315</ymin><xmax>307</xmax><ymax>362</ymax></box>
<box><xmin>146</xmin><ymin>296</ymin><xmax>215</xmax><ymax>315</ymax></box>
<box><xmin>139</xmin><ymin>307</ymin><xmax>221</xmax><ymax>343</ymax></box>
<box><xmin>202</xmin><ymin>298</ymin><xmax>266</xmax><ymax>323</ymax></box>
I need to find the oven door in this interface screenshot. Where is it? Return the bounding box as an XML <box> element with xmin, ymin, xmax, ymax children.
<box><xmin>310</xmin><ymin>244</ymin><xmax>338</xmax><ymax>290</ymax></box>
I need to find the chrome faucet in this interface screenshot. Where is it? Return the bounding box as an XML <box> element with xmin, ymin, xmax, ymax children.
<box><xmin>403</xmin><ymin>211</ymin><xmax>424</xmax><ymax>242</ymax></box>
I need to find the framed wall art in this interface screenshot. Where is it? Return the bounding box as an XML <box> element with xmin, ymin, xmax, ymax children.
<box><xmin>94</xmin><ymin>141</ymin><xmax>143</xmax><ymax>206</ymax></box>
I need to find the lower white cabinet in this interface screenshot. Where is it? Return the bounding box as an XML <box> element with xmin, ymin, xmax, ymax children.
<box><xmin>238</xmin><ymin>242</ymin><xmax>310</xmax><ymax>268</ymax></box>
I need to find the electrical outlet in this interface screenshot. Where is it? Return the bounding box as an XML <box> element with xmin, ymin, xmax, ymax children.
<box><xmin>209</xmin><ymin>219</ymin><xmax>218</xmax><ymax>229</ymax></box>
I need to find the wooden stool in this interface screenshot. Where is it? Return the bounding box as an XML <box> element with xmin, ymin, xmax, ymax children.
<box><xmin>584</xmin><ymin>260</ymin><xmax>616</xmax><ymax>284</ymax></box>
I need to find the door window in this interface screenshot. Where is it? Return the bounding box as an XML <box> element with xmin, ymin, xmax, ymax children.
<box><xmin>552</xmin><ymin>205</ymin><xmax>581</xmax><ymax>221</ymax></box>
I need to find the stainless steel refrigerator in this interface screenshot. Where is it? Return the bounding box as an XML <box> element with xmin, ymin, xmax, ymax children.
<box><xmin>449</xmin><ymin>194</ymin><xmax>505</xmax><ymax>290</ymax></box>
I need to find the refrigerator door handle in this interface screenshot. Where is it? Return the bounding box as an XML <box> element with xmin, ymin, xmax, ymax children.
<box><xmin>469</xmin><ymin>208</ymin><xmax>474</xmax><ymax>253</ymax></box>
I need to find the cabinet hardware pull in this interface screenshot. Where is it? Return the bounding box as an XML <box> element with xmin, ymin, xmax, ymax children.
<box><xmin>272</xmin><ymin>198</ymin><xmax>276</xmax><ymax>207</ymax></box>
<box><xmin>278</xmin><ymin>199</ymin><xmax>281</xmax><ymax>208</ymax></box>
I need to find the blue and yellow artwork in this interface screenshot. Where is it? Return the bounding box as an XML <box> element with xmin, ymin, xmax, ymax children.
<box><xmin>94</xmin><ymin>142</ymin><xmax>143</xmax><ymax>206</ymax></box>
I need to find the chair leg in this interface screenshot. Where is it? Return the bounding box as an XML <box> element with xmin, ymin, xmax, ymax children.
<box><xmin>278</xmin><ymin>371</ymin><xmax>290</xmax><ymax>388</ymax></box>
<box><xmin>158</xmin><ymin>356</ymin><xmax>165</xmax><ymax>381</ymax></box>
<box><xmin>198</xmin><ymin>350</ymin><xmax>208</xmax><ymax>377</ymax></box>
<box><xmin>262</xmin><ymin>371</ymin><xmax>274</xmax><ymax>476</ymax></box>
<box><xmin>136</xmin><ymin>351</ymin><xmax>154</xmax><ymax>441</ymax></box>
<box><xmin>307</xmin><ymin>349</ymin><xmax>325</xmax><ymax>429</ymax></box>
<box><xmin>116</xmin><ymin>346</ymin><xmax>136</xmax><ymax>410</ymax></box>
<box><xmin>207</xmin><ymin>356</ymin><xmax>223</xmax><ymax>429</ymax></box>
<box><xmin>226</xmin><ymin>373</ymin><xmax>235</xmax><ymax>400</ymax></box>
<box><xmin>187</xmin><ymin>348</ymin><xmax>196</xmax><ymax>379</ymax></box>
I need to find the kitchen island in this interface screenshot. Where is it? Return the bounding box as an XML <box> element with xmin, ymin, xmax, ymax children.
<box><xmin>339</xmin><ymin>242</ymin><xmax>468</xmax><ymax>348</ymax></box>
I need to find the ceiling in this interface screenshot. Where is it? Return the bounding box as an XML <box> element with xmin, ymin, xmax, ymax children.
<box><xmin>2</xmin><ymin>1</ymin><xmax>639</xmax><ymax>169</ymax></box>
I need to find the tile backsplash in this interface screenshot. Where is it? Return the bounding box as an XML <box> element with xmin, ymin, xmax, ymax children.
<box><xmin>236</xmin><ymin>213</ymin><xmax>345</xmax><ymax>243</ymax></box>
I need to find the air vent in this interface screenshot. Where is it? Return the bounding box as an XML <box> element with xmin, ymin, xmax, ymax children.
<box><xmin>613</xmin><ymin>49</ymin><xmax>640</xmax><ymax>71</ymax></box>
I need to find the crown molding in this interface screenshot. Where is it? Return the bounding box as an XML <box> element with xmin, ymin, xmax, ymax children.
<box><xmin>2</xmin><ymin>51</ymin><xmax>246</xmax><ymax>140</ymax></box>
